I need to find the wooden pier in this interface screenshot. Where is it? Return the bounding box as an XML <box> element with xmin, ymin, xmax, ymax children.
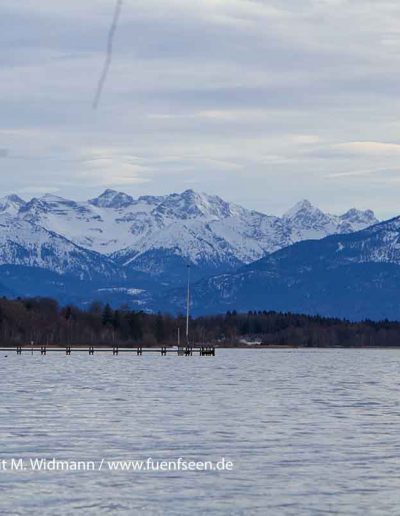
<box><xmin>1</xmin><ymin>346</ymin><xmax>216</xmax><ymax>357</ymax></box>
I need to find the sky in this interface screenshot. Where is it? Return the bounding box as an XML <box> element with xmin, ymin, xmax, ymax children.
<box><xmin>1</xmin><ymin>0</ymin><xmax>400</xmax><ymax>218</ymax></box>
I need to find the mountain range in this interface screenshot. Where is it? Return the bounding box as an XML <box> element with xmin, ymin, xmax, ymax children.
<box><xmin>1</xmin><ymin>189</ymin><xmax>377</xmax><ymax>270</ymax></box>
<box><xmin>0</xmin><ymin>188</ymin><xmax>396</xmax><ymax>319</ymax></box>
<box><xmin>168</xmin><ymin>216</ymin><xmax>400</xmax><ymax>321</ymax></box>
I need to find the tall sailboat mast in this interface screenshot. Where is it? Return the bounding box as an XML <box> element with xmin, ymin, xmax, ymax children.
<box><xmin>186</xmin><ymin>265</ymin><xmax>191</xmax><ymax>346</ymax></box>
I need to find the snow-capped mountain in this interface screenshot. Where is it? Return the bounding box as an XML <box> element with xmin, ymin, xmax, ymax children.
<box><xmin>0</xmin><ymin>213</ymin><xmax>121</xmax><ymax>281</ymax></box>
<box><xmin>89</xmin><ymin>189</ymin><xmax>135</xmax><ymax>209</ymax></box>
<box><xmin>0</xmin><ymin>188</ymin><xmax>380</xmax><ymax>308</ymax></box>
<box><xmin>166</xmin><ymin>215</ymin><xmax>400</xmax><ymax>320</ymax></box>
<box><xmin>282</xmin><ymin>200</ymin><xmax>377</xmax><ymax>241</ymax></box>
<box><xmin>18</xmin><ymin>191</ymin><xmax>167</xmax><ymax>255</ymax></box>
<box><xmin>8</xmin><ymin>189</ymin><xmax>378</xmax><ymax>278</ymax></box>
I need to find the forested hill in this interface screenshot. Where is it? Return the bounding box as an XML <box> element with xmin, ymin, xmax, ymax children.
<box><xmin>1</xmin><ymin>297</ymin><xmax>400</xmax><ymax>348</ymax></box>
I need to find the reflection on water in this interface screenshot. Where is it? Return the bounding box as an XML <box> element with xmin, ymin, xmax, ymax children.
<box><xmin>1</xmin><ymin>349</ymin><xmax>400</xmax><ymax>515</ymax></box>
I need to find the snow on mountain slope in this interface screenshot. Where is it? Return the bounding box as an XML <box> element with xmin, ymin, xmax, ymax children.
<box><xmin>283</xmin><ymin>200</ymin><xmax>338</xmax><ymax>240</ymax></box>
<box><xmin>0</xmin><ymin>194</ymin><xmax>26</xmax><ymax>215</ymax></box>
<box><xmin>282</xmin><ymin>200</ymin><xmax>378</xmax><ymax>241</ymax></box>
<box><xmin>167</xmin><ymin>214</ymin><xmax>400</xmax><ymax>319</ymax></box>
<box><xmin>338</xmin><ymin>208</ymin><xmax>378</xmax><ymax>233</ymax></box>
<box><xmin>112</xmin><ymin>192</ymin><xmax>378</xmax><ymax>272</ymax></box>
<box><xmin>18</xmin><ymin>190</ymin><xmax>166</xmax><ymax>255</ymax></box>
<box><xmin>333</xmin><ymin>216</ymin><xmax>400</xmax><ymax>265</ymax></box>
<box><xmin>244</xmin><ymin>215</ymin><xmax>400</xmax><ymax>272</ymax></box>
<box><xmin>89</xmin><ymin>189</ymin><xmax>135</xmax><ymax>208</ymax></box>
<box><xmin>0</xmin><ymin>214</ymin><xmax>121</xmax><ymax>280</ymax></box>
<box><xmin>0</xmin><ymin>189</ymin><xmax>379</xmax><ymax>279</ymax></box>
<box><xmin>113</xmin><ymin>211</ymin><xmax>291</xmax><ymax>273</ymax></box>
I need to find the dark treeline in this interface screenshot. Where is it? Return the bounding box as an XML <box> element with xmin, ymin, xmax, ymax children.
<box><xmin>1</xmin><ymin>297</ymin><xmax>400</xmax><ymax>347</ymax></box>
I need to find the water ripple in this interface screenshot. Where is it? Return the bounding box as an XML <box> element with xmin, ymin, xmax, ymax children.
<box><xmin>1</xmin><ymin>349</ymin><xmax>400</xmax><ymax>514</ymax></box>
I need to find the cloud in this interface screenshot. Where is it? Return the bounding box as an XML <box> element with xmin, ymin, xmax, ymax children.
<box><xmin>0</xmin><ymin>0</ymin><xmax>400</xmax><ymax>218</ymax></box>
<box><xmin>333</xmin><ymin>141</ymin><xmax>400</xmax><ymax>155</ymax></box>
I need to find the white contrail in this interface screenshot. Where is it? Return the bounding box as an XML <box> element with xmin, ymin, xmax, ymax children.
<box><xmin>92</xmin><ymin>0</ymin><xmax>123</xmax><ymax>109</ymax></box>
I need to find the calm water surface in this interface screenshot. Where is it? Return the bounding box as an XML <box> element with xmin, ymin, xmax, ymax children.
<box><xmin>1</xmin><ymin>349</ymin><xmax>400</xmax><ymax>515</ymax></box>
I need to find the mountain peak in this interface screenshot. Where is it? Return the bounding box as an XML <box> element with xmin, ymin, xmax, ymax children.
<box><xmin>0</xmin><ymin>194</ymin><xmax>26</xmax><ymax>214</ymax></box>
<box><xmin>181</xmin><ymin>188</ymin><xmax>196</xmax><ymax>196</ymax></box>
<box><xmin>283</xmin><ymin>199</ymin><xmax>318</xmax><ymax>219</ymax></box>
<box><xmin>339</xmin><ymin>208</ymin><xmax>378</xmax><ymax>232</ymax></box>
<box><xmin>152</xmin><ymin>189</ymin><xmax>235</xmax><ymax>220</ymax></box>
<box><xmin>341</xmin><ymin>207</ymin><xmax>377</xmax><ymax>221</ymax></box>
<box><xmin>40</xmin><ymin>193</ymin><xmax>69</xmax><ymax>203</ymax></box>
<box><xmin>89</xmin><ymin>189</ymin><xmax>135</xmax><ymax>209</ymax></box>
<box><xmin>5</xmin><ymin>194</ymin><xmax>25</xmax><ymax>204</ymax></box>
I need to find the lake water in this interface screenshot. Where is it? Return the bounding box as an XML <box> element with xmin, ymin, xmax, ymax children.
<box><xmin>1</xmin><ymin>349</ymin><xmax>400</xmax><ymax>515</ymax></box>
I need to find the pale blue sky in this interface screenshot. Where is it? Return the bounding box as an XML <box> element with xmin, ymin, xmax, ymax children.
<box><xmin>1</xmin><ymin>0</ymin><xmax>400</xmax><ymax>217</ymax></box>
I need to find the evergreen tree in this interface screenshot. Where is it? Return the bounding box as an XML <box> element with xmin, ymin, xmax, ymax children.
<box><xmin>155</xmin><ymin>312</ymin><xmax>165</xmax><ymax>343</ymax></box>
<box><xmin>128</xmin><ymin>311</ymin><xmax>143</xmax><ymax>341</ymax></box>
<box><xmin>102</xmin><ymin>304</ymin><xmax>113</xmax><ymax>326</ymax></box>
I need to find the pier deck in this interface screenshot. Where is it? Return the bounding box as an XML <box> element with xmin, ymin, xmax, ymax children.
<box><xmin>1</xmin><ymin>346</ymin><xmax>216</xmax><ymax>357</ymax></box>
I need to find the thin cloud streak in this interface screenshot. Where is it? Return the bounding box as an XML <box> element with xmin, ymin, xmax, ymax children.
<box><xmin>92</xmin><ymin>0</ymin><xmax>123</xmax><ymax>109</ymax></box>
